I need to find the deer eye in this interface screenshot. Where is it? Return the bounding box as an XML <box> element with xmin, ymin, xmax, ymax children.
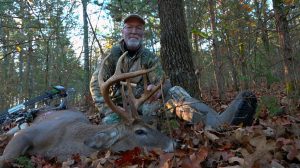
<box><xmin>135</xmin><ymin>129</ymin><xmax>147</xmax><ymax>135</ymax></box>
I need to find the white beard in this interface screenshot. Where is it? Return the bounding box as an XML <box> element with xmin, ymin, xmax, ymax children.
<box><xmin>126</xmin><ymin>38</ymin><xmax>141</xmax><ymax>50</ymax></box>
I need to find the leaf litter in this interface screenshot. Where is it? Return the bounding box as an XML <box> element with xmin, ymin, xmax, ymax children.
<box><xmin>1</xmin><ymin>84</ymin><xmax>300</xmax><ymax>167</ymax></box>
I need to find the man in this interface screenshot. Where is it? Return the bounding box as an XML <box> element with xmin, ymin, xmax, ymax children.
<box><xmin>90</xmin><ymin>14</ymin><xmax>257</xmax><ymax>128</ymax></box>
<box><xmin>90</xmin><ymin>14</ymin><xmax>165</xmax><ymax>124</ymax></box>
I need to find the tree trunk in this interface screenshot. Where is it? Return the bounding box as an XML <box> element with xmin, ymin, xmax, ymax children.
<box><xmin>158</xmin><ymin>0</ymin><xmax>201</xmax><ymax>99</ymax></box>
<box><xmin>82</xmin><ymin>0</ymin><xmax>90</xmax><ymax>99</ymax></box>
<box><xmin>18</xmin><ymin>2</ymin><xmax>25</xmax><ymax>102</ymax></box>
<box><xmin>26</xmin><ymin>39</ymin><xmax>34</xmax><ymax>100</ymax></box>
<box><xmin>18</xmin><ymin>43</ymin><xmax>24</xmax><ymax>101</ymax></box>
<box><xmin>238</xmin><ymin>38</ymin><xmax>249</xmax><ymax>90</ymax></box>
<box><xmin>224</xmin><ymin>37</ymin><xmax>239</xmax><ymax>91</ymax></box>
<box><xmin>236</xmin><ymin>4</ymin><xmax>249</xmax><ymax>90</ymax></box>
<box><xmin>273</xmin><ymin>0</ymin><xmax>297</xmax><ymax>95</ymax></box>
<box><xmin>253</xmin><ymin>0</ymin><xmax>270</xmax><ymax>53</ymax></box>
<box><xmin>1</xmin><ymin>18</ymin><xmax>11</xmax><ymax>108</ymax></box>
<box><xmin>254</xmin><ymin>0</ymin><xmax>271</xmax><ymax>88</ymax></box>
<box><xmin>184</xmin><ymin>0</ymin><xmax>193</xmax><ymax>42</ymax></box>
<box><xmin>261</xmin><ymin>0</ymin><xmax>270</xmax><ymax>53</ymax></box>
<box><xmin>45</xmin><ymin>39</ymin><xmax>50</xmax><ymax>88</ymax></box>
<box><xmin>219</xmin><ymin>1</ymin><xmax>240</xmax><ymax>91</ymax></box>
<box><xmin>208</xmin><ymin>0</ymin><xmax>225</xmax><ymax>101</ymax></box>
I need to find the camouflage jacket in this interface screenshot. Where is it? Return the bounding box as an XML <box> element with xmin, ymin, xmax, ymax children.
<box><xmin>90</xmin><ymin>39</ymin><xmax>164</xmax><ymax>114</ymax></box>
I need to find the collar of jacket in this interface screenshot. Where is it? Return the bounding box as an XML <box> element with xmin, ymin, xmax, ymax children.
<box><xmin>119</xmin><ymin>39</ymin><xmax>145</xmax><ymax>60</ymax></box>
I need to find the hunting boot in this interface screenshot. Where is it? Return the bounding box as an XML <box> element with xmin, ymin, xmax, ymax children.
<box><xmin>165</xmin><ymin>86</ymin><xmax>257</xmax><ymax>129</ymax></box>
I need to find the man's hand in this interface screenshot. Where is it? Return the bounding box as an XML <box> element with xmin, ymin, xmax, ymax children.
<box><xmin>147</xmin><ymin>84</ymin><xmax>162</xmax><ymax>102</ymax></box>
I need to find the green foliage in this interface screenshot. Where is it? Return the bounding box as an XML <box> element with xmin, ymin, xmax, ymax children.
<box><xmin>265</xmin><ymin>71</ymin><xmax>280</xmax><ymax>84</ymax></box>
<box><xmin>251</xmin><ymin>51</ymin><xmax>281</xmax><ymax>86</ymax></box>
<box><xmin>258</xmin><ymin>96</ymin><xmax>282</xmax><ymax>116</ymax></box>
<box><xmin>15</xmin><ymin>156</ymin><xmax>34</xmax><ymax>168</ymax></box>
<box><xmin>239</xmin><ymin>75</ymin><xmax>251</xmax><ymax>82</ymax></box>
<box><xmin>191</xmin><ymin>29</ymin><xmax>209</xmax><ymax>39</ymax></box>
<box><xmin>254</xmin><ymin>68</ymin><xmax>280</xmax><ymax>86</ymax></box>
<box><xmin>168</xmin><ymin>119</ymin><xmax>180</xmax><ymax>129</ymax></box>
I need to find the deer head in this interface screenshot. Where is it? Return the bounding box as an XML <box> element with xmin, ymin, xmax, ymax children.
<box><xmin>84</xmin><ymin>51</ymin><xmax>173</xmax><ymax>152</ymax></box>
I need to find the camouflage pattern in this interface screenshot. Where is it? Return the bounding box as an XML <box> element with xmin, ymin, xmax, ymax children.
<box><xmin>165</xmin><ymin>86</ymin><xmax>219</xmax><ymax>126</ymax></box>
<box><xmin>90</xmin><ymin>41</ymin><xmax>257</xmax><ymax>128</ymax></box>
<box><xmin>90</xmin><ymin>39</ymin><xmax>164</xmax><ymax>116</ymax></box>
<box><xmin>165</xmin><ymin>86</ymin><xmax>257</xmax><ymax>129</ymax></box>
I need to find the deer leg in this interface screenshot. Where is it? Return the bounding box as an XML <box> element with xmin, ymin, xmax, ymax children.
<box><xmin>1</xmin><ymin>133</ymin><xmax>32</xmax><ymax>163</ymax></box>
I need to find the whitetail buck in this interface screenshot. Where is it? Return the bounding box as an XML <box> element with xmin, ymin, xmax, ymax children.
<box><xmin>0</xmin><ymin>52</ymin><xmax>176</xmax><ymax>166</ymax></box>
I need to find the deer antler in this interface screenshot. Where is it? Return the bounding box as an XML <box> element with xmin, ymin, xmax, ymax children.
<box><xmin>98</xmin><ymin>51</ymin><xmax>164</xmax><ymax>122</ymax></box>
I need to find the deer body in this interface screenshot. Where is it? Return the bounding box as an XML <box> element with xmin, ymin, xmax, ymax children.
<box><xmin>20</xmin><ymin>110</ymin><xmax>97</xmax><ymax>160</ymax></box>
<box><xmin>1</xmin><ymin>109</ymin><xmax>174</xmax><ymax>163</ymax></box>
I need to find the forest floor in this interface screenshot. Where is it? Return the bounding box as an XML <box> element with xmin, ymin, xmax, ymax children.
<box><xmin>1</xmin><ymin>83</ymin><xmax>300</xmax><ymax>168</ymax></box>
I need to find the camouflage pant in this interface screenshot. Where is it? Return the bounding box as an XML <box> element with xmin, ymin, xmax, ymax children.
<box><xmin>99</xmin><ymin>84</ymin><xmax>256</xmax><ymax>129</ymax></box>
<box><xmin>165</xmin><ymin>86</ymin><xmax>221</xmax><ymax>126</ymax></box>
<box><xmin>104</xmin><ymin>85</ymin><xmax>217</xmax><ymax>125</ymax></box>
<box><xmin>96</xmin><ymin>81</ymin><xmax>221</xmax><ymax>127</ymax></box>
<box><xmin>139</xmin><ymin>85</ymin><xmax>221</xmax><ymax>126</ymax></box>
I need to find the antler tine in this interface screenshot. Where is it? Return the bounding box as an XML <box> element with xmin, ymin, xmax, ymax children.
<box><xmin>126</xmin><ymin>74</ymin><xmax>165</xmax><ymax>119</ymax></box>
<box><xmin>136</xmin><ymin>76</ymin><xmax>165</xmax><ymax>108</ymax></box>
<box><xmin>98</xmin><ymin>51</ymin><xmax>161</xmax><ymax>122</ymax></box>
<box><xmin>126</xmin><ymin>79</ymin><xmax>139</xmax><ymax>119</ymax></box>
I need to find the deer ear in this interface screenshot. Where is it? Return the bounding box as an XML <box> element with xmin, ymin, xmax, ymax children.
<box><xmin>84</xmin><ymin>130</ymin><xmax>119</xmax><ymax>149</ymax></box>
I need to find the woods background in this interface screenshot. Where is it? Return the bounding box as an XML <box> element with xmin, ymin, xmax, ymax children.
<box><xmin>0</xmin><ymin>0</ymin><xmax>299</xmax><ymax>114</ymax></box>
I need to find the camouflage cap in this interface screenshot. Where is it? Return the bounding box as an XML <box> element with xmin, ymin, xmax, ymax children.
<box><xmin>123</xmin><ymin>14</ymin><xmax>145</xmax><ymax>25</ymax></box>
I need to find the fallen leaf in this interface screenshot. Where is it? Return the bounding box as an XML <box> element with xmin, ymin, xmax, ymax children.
<box><xmin>62</xmin><ymin>159</ymin><xmax>75</xmax><ymax>168</ymax></box>
<box><xmin>287</xmin><ymin>144</ymin><xmax>298</xmax><ymax>160</ymax></box>
<box><xmin>220</xmin><ymin>151</ymin><xmax>235</xmax><ymax>161</ymax></box>
<box><xmin>16</xmin><ymin>45</ymin><xmax>21</xmax><ymax>52</ymax></box>
<box><xmin>273</xmin><ymin>116</ymin><xmax>292</xmax><ymax>126</ymax></box>
<box><xmin>219</xmin><ymin>165</ymin><xmax>242</xmax><ymax>168</ymax></box>
<box><xmin>71</xmin><ymin>153</ymin><xmax>82</xmax><ymax>163</ymax></box>
<box><xmin>228</xmin><ymin>157</ymin><xmax>245</xmax><ymax>165</ymax></box>
<box><xmin>197</xmin><ymin>146</ymin><xmax>209</xmax><ymax>163</ymax></box>
<box><xmin>114</xmin><ymin>147</ymin><xmax>142</xmax><ymax>167</ymax></box>
<box><xmin>158</xmin><ymin>153</ymin><xmax>174</xmax><ymax>168</ymax></box>
<box><xmin>126</xmin><ymin>165</ymin><xmax>139</xmax><ymax>168</ymax></box>
<box><xmin>181</xmin><ymin>156</ymin><xmax>201</xmax><ymax>168</ymax></box>
<box><xmin>204</xmin><ymin>131</ymin><xmax>219</xmax><ymax>141</ymax></box>
<box><xmin>221</xmin><ymin>104</ymin><xmax>228</xmax><ymax>109</ymax></box>
<box><xmin>270</xmin><ymin>160</ymin><xmax>285</xmax><ymax>168</ymax></box>
<box><xmin>217</xmin><ymin>142</ymin><xmax>232</xmax><ymax>151</ymax></box>
<box><xmin>241</xmin><ymin>135</ymin><xmax>276</xmax><ymax>167</ymax></box>
<box><xmin>263</xmin><ymin>127</ymin><xmax>275</xmax><ymax>137</ymax></box>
